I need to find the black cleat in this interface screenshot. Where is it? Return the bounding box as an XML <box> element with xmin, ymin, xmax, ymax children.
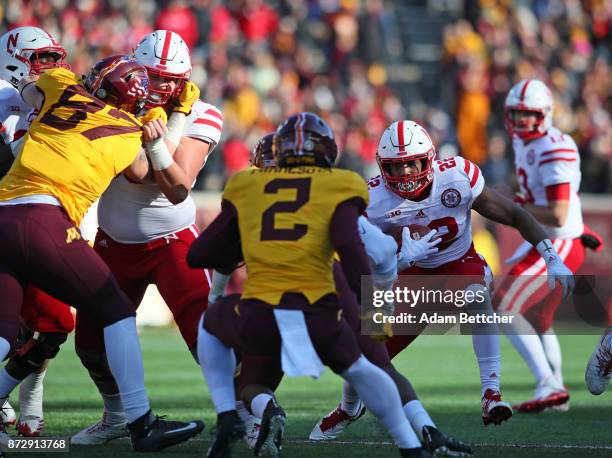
<box><xmin>422</xmin><ymin>426</ymin><xmax>473</xmax><ymax>457</ymax></box>
<box><xmin>207</xmin><ymin>411</ymin><xmax>246</xmax><ymax>458</ymax></box>
<box><xmin>128</xmin><ymin>410</ymin><xmax>204</xmax><ymax>452</ymax></box>
<box><xmin>253</xmin><ymin>400</ymin><xmax>286</xmax><ymax>457</ymax></box>
<box><xmin>400</xmin><ymin>447</ymin><xmax>433</xmax><ymax>458</ymax></box>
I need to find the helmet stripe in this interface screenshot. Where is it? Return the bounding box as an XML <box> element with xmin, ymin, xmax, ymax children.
<box><xmin>159</xmin><ymin>31</ymin><xmax>173</xmax><ymax>65</ymax></box>
<box><xmin>519</xmin><ymin>79</ymin><xmax>531</xmax><ymax>101</ymax></box>
<box><xmin>397</xmin><ymin>120</ymin><xmax>406</xmax><ymax>154</ymax></box>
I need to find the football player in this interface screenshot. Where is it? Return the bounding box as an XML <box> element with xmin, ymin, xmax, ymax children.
<box><xmin>0</xmin><ymin>26</ymin><xmax>76</xmax><ymax>437</ymax></box>
<box><xmin>318</xmin><ymin>120</ymin><xmax>574</xmax><ymax>428</ymax></box>
<box><xmin>0</xmin><ymin>55</ymin><xmax>203</xmax><ymax>451</ymax></box>
<box><xmin>71</xmin><ymin>30</ymin><xmax>222</xmax><ymax>445</ymax></box>
<box><xmin>495</xmin><ymin>79</ymin><xmax>600</xmax><ymax>412</ymax></box>
<box><xmin>189</xmin><ymin>113</ymin><xmax>434</xmax><ymax>458</ymax></box>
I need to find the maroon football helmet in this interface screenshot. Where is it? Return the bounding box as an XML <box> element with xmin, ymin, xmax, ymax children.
<box><xmin>250</xmin><ymin>133</ymin><xmax>275</xmax><ymax>168</ymax></box>
<box><xmin>84</xmin><ymin>55</ymin><xmax>149</xmax><ymax>114</ymax></box>
<box><xmin>273</xmin><ymin>112</ymin><xmax>338</xmax><ymax>168</ymax></box>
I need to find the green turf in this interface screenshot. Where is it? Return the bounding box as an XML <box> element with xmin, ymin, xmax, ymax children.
<box><xmin>5</xmin><ymin>328</ymin><xmax>611</xmax><ymax>457</ymax></box>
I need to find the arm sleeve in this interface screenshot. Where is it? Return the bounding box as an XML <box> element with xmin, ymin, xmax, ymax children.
<box><xmin>458</xmin><ymin>157</ymin><xmax>485</xmax><ymax>200</ymax></box>
<box><xmin>358</xmin><ymin>215</ymin><xmax>398</xmax><ymax>285</ymax></box>
<box><xmin>331</xmin><ymin>198</ymin><xmax>372</xmax><ymax>303</ymax></box>
<box><xmin>187</xmin><ymin>199</ymin><xmax>243</xmax><ymax>270</ymax></box>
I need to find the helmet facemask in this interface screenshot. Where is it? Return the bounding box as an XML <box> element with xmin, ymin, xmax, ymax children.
<box><xmin>504</xmin><ymin>106</ymin><xmax>547</xmax><ymax>141</ymax></box>
<box><xmin>24</xmin><ymin>47</ymin><xmax>69</xmax><ymax>74</ymax></box>
<box><xmin>144</xmin><ymin>66</ymin><xmax>188</xmax><ymax>109</ymax></box>
<box><xmin>377</xmin><ymin>153</ymin><xmax>434</xmax><ymax>199</ymax></box>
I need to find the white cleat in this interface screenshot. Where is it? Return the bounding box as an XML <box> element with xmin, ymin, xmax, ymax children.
<box><xmin>309</xmin><ymin>402</ymin><xmax>366</xmax><ymax>441</ymax></box>
<box><xmin>586</xmin><ymin>330</ymin><xmax>612</xmax><ymax>395</ymax></box>
<box><xmin>481</xmin><ymin>389</ymin><xmax>512</xmax><ymax>426</ymax></box>
<box><xmin>0</xmin><ymin>401</ymin><xmax>16</xmax><ymax>427</ymax></box>
<box><xmin>17</xmin><ymin>416</ymin><xmax>45</xmax><ymax>437</ymax></box>
<box><xmin>71</xmin><ymin>413</ymin><xmax>128</xmax><ymax>445</ymax></box>
<box><xmin>243</xmin><ymin>415</ymin><xmax>261</xmax><ymax>449</ymax></box>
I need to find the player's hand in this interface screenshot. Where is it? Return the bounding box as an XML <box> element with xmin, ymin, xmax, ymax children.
<box><xmin>398</xmin><ymin>228</ymin><xmax>441</xmax><ymax>270</ymax></box>
<box><xmin>142</xmin><ymin>118</ymin><xmax>167</xmax><ymax>144</ymax></box>
<box><xmin>537</xmin><ymin>239</ymin><xmax>575</xmax><ymax>298</ymax></box>
<box><xmin>173</xmin><ymin>81</ymin><xmax>200</xmax><ymax>115</ymax></box>
<box><xmin>139</xmin><ymin>106</ymin><xmax>168</xmax><ymax>124</ymax></box>
<box><xmin>546</xmin><ymin>259</ymin><xmax>575</xmax><ymax>298</ymax></box>
<box><xmin>371</xmin><ymin>322</ymin><xmax>393</xmax><ymax>342</ymax></box>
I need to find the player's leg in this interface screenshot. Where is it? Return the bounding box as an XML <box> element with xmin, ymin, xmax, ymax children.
<box><xmin>0</xmin><ymin>264</ymin><xmax>25</xmax><ymax>446</ymax></box>
<box><xmin>11</xmin><ymin>288</ymin><xmax>73</xmax><ymax>436</ymax></box>
<box><xmin>21</xmin><ymin>206</ymin><xmax>202</xmax><ymax>450</ymax></box>
<box><xmin>586</xmin><ymin>326</ymin><xmax>612</xmax><ymax>395</ymax></box>
<box><xmin>72</xmin><ymin>233</ymin><xmax>149</xmax><ymax>444</ymax></box>
<box><xmin>152</xmin><ymin>226</ymin><xmax>211</xmax><ymax>361</ymax></box>
<box><xmin>302</xmin><ymin>295</ymin><xmax>425</xmax><ymax>455</ymax></box>
<box><xmin>495</xmin><ymin>243</ymin><xmax>568</xmax><ymax>410</ymax></box>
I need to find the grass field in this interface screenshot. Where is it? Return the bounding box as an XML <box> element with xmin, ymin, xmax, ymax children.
<box><xmin>4</xmin><ymin>327</ymin><xmax>611</xmax><ymax>457</ymax></box>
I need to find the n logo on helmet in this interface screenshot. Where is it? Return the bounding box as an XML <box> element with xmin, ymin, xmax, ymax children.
<box><xmin>7</xmin><ymin>33</ymin><xmax>18</xmax><ymax>53</ymax></box>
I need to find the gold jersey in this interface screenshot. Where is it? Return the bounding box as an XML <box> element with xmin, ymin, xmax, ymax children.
<box><xmin>223</xmin><ymin>166</ymin><xmax>368</xmax><ymax>304</ymax></box>
<box><xmin>0</xmin><ymin>68</ymin><xmax>142</xmax><ymax>226</ymax></box>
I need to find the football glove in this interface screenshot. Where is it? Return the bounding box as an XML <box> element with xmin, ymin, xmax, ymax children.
<box><xmin>173</xmin><ymin>81</ymin><xmax>200</xmax><ymax>115</ymax></box>
<box><xmin>536</xmin><ymin>239</ymin><xmax>575</xmax><ymax>298</ymax></box>
<box><xmin>397</xmin><ymin>228</ymin><xmax>441</xmax><ymax>271</ymax></box>
<box><xmin>139</xmin><ymin>106</ymin><xmax>167</xmax><ymax>124</ymax></box>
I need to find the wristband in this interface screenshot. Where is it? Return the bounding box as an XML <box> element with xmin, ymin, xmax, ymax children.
<box><xmin>145</xmin><ymin>137</ymin><xmax>173</xmax><ymax>171</ymax></box>
<box><xmin>165</xmin><ymin>112</ymin><xmax>186</xmax><ymax>147</ymax></box>
<box><xmin>536</xmin><ymin>239</ymin><xmax>559</xmax><ymax>264</ymax></box>
<box><xmin>210</xmin><ymin>270</ymin><xmax>231</xmax><ymax>298</ymax></box>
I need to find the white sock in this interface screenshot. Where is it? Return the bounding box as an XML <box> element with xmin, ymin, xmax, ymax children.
<box><xmin>0</xmin><ymin>368</ymin><xmax>20</xmax><ymax>400</ymax></box>
<box><xmin>341</xmin><ymin>356</ymin><xmax>421</xmax><ymax>449</ymax></box>
<box><xmin>403</xmin><ymin>400</ymin><xmax>435</xmax><ymax>440</ymax></box>
<box><xmin>237</xmin><ymin>400</ymin><xmax>260</xmax><ymax>422</ymax></box>
<box><xmin>251</xmin><ymin>393</ymin><xmax>273</xmax><ymax>419</ymax></box>
<box><xmin>540</xmin><ymin>328</ymin><xmax>564</xmax><ymax>386</ymax></box>
<box><xmin>19</xmin><ymin>370</ymin><xmax>45</xmax><ymax>418</ymax></box>
<box><xmin>467</xmin><ymin>287</ymin><xmax>501</xmax><ymax>396</ymax></box>
<box><xmin>101</xmin><ymin>393</ymin><xmax>126</xmax><ymax>423</ymax></box>
<box><xmin>103</xmin><ymin>317</ymin><xmax>149</xmax><ymax>423</ymax></box>
<box><xmin>197</xmin><ymin>314</ymin><xmax>236</xmax><ymax>414</ymax></box>
<box><xmin>340</xmin><ymin>381</ymin><xmax>361</xmax><ymax>416</ymax></box>
<box><xmin>505</xmin><ymin>314</ymin><xmax>555</xmax><ymax>387</ymax></box>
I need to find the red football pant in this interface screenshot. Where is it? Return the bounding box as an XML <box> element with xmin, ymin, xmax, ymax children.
<box><xmin>385</xmin><ymin>244</ymin><xmax>491</xmax><ymax>359</ymax></box>
<box><xmin>75</xmin><ymin>225</ymin><xmax>211</xmax><ymax>352</ymax></box>
<box><xmin>494</xmin><ymin>238</ymin><xmax>585</xmax><ymax>333</ymax></box>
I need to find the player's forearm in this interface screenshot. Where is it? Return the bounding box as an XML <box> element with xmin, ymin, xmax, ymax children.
<box><xmin>152</xmin><ymin>162</ymin><xmax>191</xmax><ymax>204</ymax></box>
<box><xmin>511</xmin><ymin>205</ymin><xmax>550</xmax><ymax>247</ymax></box>
<box><xmin>523</xmin><ymin>202</ymin><xmax>568</xmax><ymax>228</ymax></box>
<box><xmin>187</xmin><ymin>200</ymin><xmax>243</xmax><ymax>270</ymax></box>
<box><xmin>331</xmin><ymin>199</ymin><xmax>372</xmax><ymax>302</ymax></box>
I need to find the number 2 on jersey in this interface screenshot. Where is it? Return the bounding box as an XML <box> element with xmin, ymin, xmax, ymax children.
<box><xmin>261</xmin><ymin>178</ymin><xmax>311</xmax><ymax>241</ymax></box>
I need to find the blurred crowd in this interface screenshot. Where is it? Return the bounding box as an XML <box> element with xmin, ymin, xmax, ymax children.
<box><xmin>1</xmin><ymin>0</ymin><xmax>610</xmax><ymax>192</ymax></box>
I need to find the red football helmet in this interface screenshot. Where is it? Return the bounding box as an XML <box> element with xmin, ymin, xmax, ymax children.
<box><xmin>84</xmin><ymin>55</ymin><xmax>149</xmax><ymax>114</ymax></box>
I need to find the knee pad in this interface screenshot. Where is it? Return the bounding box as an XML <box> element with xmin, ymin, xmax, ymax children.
<box><xmin>6</xmin><ymin>332</ymin><xmax>68</xmax><ymax>379</ymax></box>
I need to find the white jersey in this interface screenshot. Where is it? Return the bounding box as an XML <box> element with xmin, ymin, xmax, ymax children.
<box><xmin>0</xmin><ymin>80</ymin><xmax>31</xmax><ymax>143</ymax></box>
<box><xmin>512</xmin><ymin>127</ymin><xmax>582</xmax><ymax>240</ymax></box>
<box><xmin>366</xmin><ymin>156</ymin><xmax>485</xmax><ymax>269</ymax></box>
<box><xmin>98</xmin><ymin>100</ymin><xmax>223</xmax><ymax>243</ymax></box>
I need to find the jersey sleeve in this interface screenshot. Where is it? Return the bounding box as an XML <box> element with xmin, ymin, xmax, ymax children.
<box><xmin>457</xmin><ymin>156</ymin><xmax>485</xmax><ymax>199</ymax></box>
<box><xmin>35</xmin><ymin>68</ymin><xmax>77</xmax><ymax>113</ymax></box>
<box><xmin>184</xmin><ymin>101</ymin><xmax>223</xmax><ymax>145</ymax></box>
<box><xmin>538</xmin><ymin>144</ymin><xmax>579</xmax><ymax>187</ymax></box>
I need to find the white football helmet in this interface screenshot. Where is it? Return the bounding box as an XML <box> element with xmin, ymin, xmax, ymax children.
<box><xmin>504</xmin><ymin>79</ymin><xmax>553</xmax><ymax>140</ymax></box>
<box><xmin>376</xmin><ymin>120</ymin><xmax>435</xmax><ymax>199</ymax></box>
<box><xmin>0</xmin><ymin>27</ymin><xmax>67</xmax><ymax>87</ymax></box>
<box><xmin>133</xmin><ymin>30</ymin><xmax>191</xmax><ymax>108</ymax></box>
